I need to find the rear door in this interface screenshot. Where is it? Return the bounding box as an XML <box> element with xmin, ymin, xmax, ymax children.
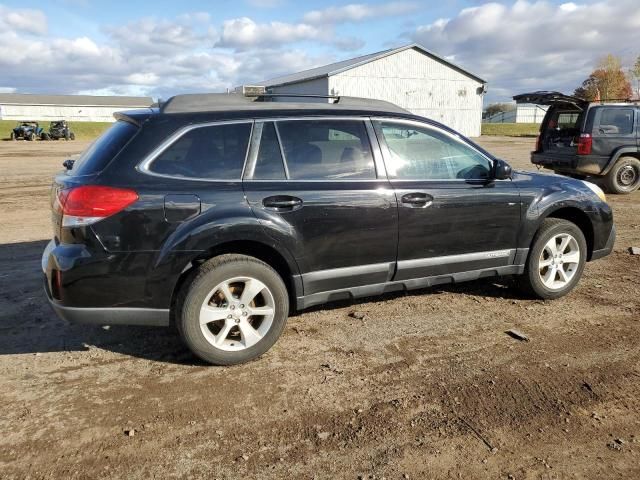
<box><xmin>243</xmin><ymin>117</ymin><xmax>398</xmax><ymax>296</ymax></box>
<box><xmin>372</xmin><ymin>118</ymin><xmax>521</xmax><ymax>281</ymax></box>
<box><xmin>590</xmin><ymin>106</ymin><xmax>636</xmax><ymax>159</ymax></box>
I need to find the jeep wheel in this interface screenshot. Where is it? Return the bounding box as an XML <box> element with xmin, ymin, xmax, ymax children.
<box><xmin>29</xmin><ymin>132</ymin><xmax>36</xmax><ymax>141</ymax></box>
<box><xmin>177</xmin><ymin>254</ymin><xmax>289</xmax><ymax>365</ymax></box>
<box><xmin>10</xmin><ymin>132</ymin><xmax>15</xmax><ymax>141</ymax></box>
<box><xmin>604</xmin><ymin>156</ymin><xmax>640</xmax><ymax>194</ymax></box>
<box><xmin>69</xmin><ymin>132</ymin><xmax>75</xmax><ymax>140</ymax></box>
<box><xmin>41</xmin><ymin>133</ymin><xmax>50</xmax><ymax>141</ymax></box>
<box><xmin>517</xmin><ymin>218</ymin><xmax>587</xmax><ymax>300</ymax></box>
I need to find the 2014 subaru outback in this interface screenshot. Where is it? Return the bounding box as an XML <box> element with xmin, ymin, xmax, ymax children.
<box><xmin>43</xmin><ymin>93</ymin><xmax>615</xmax><ymax>365</ymax></box>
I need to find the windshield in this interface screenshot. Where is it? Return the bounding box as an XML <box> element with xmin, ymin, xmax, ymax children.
<box><xmin>68</xmin><ymin>121</ymin><xmax>138</xmax><ymax>176</ymax></box>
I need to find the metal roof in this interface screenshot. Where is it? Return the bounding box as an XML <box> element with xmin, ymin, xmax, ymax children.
<box><xmin>261</xmin><ymin>43</ymin><xmax>486</xmax><ymax>87</ymax></box>
<box><xmin>160</xmin><ymin>93</ymin><xmax>410</xmax><ymax>115</ymax></box>
<box><xmin>0</xmin><ymin>93</ymin><xmax>154</xmax><ymax>107</ymax></box>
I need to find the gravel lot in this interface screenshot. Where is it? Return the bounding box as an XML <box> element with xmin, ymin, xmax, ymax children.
<box><xmin>1</xmin><ymin>137</ymin><xmax>639</xmax><ymax>479</ymax></box>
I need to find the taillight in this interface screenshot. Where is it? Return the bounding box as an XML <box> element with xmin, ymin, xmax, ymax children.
<box><xmin>58</xmin><ymin>185</ymin><xmax>138</xmax><ymax>227</ymax></box>
<box><xmin>577</xmin><ymin>133</ymin><xmax>592</xmax><ymax>155</ymax></box>
<box><xmin>535</xmin><ymin>134</ymin><xmax>541</xmax><ymax>151</ymax></box>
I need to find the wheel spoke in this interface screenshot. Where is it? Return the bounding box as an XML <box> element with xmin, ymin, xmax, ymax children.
<box><xmin>558</xmin><ymin>235</ymin><xmax>571</xmax><ymax>254</ymax></box>
<box><xmin>214</xmin><ymin>321</ymin><xmax>234</xmax><ymax>346</ymax></box>
<box><xmin>199</xmin><ymin>305</ymin><xmax>231</xmax><ymax>325</ymax></box>
<box><xmin>219</xmin><ymin>281</ymin><xmax>235</xmax><ymax>303</ymax></box>
<box><xmin>539</xmin><ymin>258</ymin><xmax>553</xmax><ymax>268</ymax></box>
<box><xmin>544</xmin><ymin>238</ymin><xmax>558</xmax><ymax>256</ymax></box>
<box><xmin>247</xmin><ymin>306</ymin><xmax>274</xmax><ymax>317</ymax></box>
<box><xmin>557</xmin><ymin>266</ymin><xmax>570</xmax><ymax>283</ymax></box>
<box><xmin>563</xmin><ymin>251</ymin><xmax>580</xmax><ymax>264</ymax></box>
<box><xmin>542</xmin><ymin>265</ymin><xmax>557</xmax><ymax>287</ymax></box>
<box><xmin>240</xmin><ymin>279</ymin><xmax>265</xmax><ymax>306</ymax></box>
<box><xmin>238</xmin><ymin>319</ymin><xmax>263</xmax><ymax>347</ymax></box>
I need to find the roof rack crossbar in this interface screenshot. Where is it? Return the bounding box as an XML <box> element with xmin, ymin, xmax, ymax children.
<box><xmin>257</xmin><ymin>93</ymin><xmax>340</xmax><ymax>100</ymax></box>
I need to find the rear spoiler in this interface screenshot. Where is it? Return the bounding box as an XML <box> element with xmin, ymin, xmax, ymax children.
<box><xmin>113</xmin><ymin>109</ymin><xmax>156</xmax><ymax>127</ymax></box>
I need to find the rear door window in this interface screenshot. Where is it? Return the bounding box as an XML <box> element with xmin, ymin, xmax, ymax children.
<box><xmin>252</xmin><ymin>122</ymin><xmax>287</xmax><ymax>180</ymax></box>
<box><xmin>275</xmin><ymin>120</ymin><xmax>375</xmax><ymax>180</ymax></box>
<box><xmin>69</xmin><ymin>121</ymin><xmax>138</xmax><ymax>176</ymax></box>
<box><xmin>149</xmin><ymin>122</ymin><xmax>252</xmax><ymax>179</ymax></box>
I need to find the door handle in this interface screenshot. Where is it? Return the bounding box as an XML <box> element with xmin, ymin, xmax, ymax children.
<box><xmin>262</xmin><ymin>195</ymin><xmax>303</xmax><ymax>211</ymax></box>
<box><xmin>401</xmin><ymin>192</ymin><xmax>433</xmax><ymax>207</ymax></box>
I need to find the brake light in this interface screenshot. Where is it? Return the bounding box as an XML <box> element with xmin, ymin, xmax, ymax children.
<box><xmin>577</xmin><ymin>133</ymin><xmax>592</xmax><ymax>155</ymax></box>
<box><xmin>535</xmin><ymin>134</ymin><xmax>541</xmax><ymax>151</ymax></box>
<box><xmin>58</xmin><ymin>185</ymin><xmax>138</xmax><ymax>227</ymax></box>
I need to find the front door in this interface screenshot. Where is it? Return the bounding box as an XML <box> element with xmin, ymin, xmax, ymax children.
<box><xmin>372</xmin><ymin>119</ymin><xmax>521</xmax><ymax>281</ymax></box>
<box><xmin>243</xmin><ymin>118</ymin><xmax>398</xmax><ymax>295</ymax></box>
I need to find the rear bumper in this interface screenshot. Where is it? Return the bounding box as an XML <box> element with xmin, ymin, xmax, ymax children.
<box><xmin>42</xmin><ymin>239</ymin><xmax>170</xmax><ymax>326</ymax></box>
<box><xmin>532</xmin><ymin>152</ymin><xmax>608</xmax><ymax>175</ymax></box>
<box><xmin>590</xmin><ymin>225</ymin><xmax>616</xmax><ymax>261</ymax></box>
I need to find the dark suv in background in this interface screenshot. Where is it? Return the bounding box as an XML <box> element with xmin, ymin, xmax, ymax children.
<box><xmin>43</xmin><ymin>93</ymin><xmax>615</xmax><ymax>365</ymax></box>
<box><xmin>514</xmin><ymin>91</ymin><xmax>640</xmax><ymax>194</ymax></box>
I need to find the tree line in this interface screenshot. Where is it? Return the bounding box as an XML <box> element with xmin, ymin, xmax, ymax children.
<box><xmin>574</xmin><ymin>53</ymin><xmax>639</xmax><ymax>101</ymax></box>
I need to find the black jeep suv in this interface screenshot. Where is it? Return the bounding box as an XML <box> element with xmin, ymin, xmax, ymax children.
<box><xmin>514</xmin><ymin>91</ymin><xmax>640</xmax><ymax>194</ymax></box>
<box><xmin>43</xmin><ymin>93</ymin><xmax>615</xmax><ymax>365</ymax></box>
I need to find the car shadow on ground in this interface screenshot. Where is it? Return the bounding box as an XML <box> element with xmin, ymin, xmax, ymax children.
<box><xmin>0</xmin><ymin>239</ymin><xmax>530</xmax><ymax>365</ymax></box>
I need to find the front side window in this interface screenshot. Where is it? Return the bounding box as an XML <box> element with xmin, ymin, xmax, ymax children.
<box><xmin>597</xmin><ymin>108</ymin><xmax>634</xmax><ymax>135</ymax></box>
<box><xmin>150</xmin><ymin>122</ymin><xmax>251</xmax><ymax>179</ymax></box>
<box><xmin>276</xmin><ymin>120</ymin><xmax>375</xmax><ymax>180</ymax></box>
<box><xmin>375</xmin><ymin>121</ymin><xmax>492</xmax><ymax>180</ymax></box>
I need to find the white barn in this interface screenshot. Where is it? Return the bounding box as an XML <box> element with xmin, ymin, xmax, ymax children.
<box><xmin>0</xmin><ymin>94</ymin><xmax>154</xmax><ymax>122</ymax></box>
<box><xmin>259</xmin><ymin>44</ymin><xmax>487</xmax><ymax>137</ymax></box>
<box><xmin>484</xmin><ymin>103</ymin><xmax>549</xmax><ymax>124</ymax></box>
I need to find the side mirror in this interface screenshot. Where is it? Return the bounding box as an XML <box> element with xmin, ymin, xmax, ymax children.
<box><xmin>62</xmin><ymin>159</ymin><xmax>75</xmax><ymax>170</ymax></box>
<box><xmin>494</xmin><ymin>159</ymin><xmax>512</xmax><ymax>180</ymax></box>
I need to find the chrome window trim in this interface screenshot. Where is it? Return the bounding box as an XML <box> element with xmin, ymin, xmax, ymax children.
<box><xmin>136</xmin><ymin>119</ymin><xmax>254</xmax><ymax>182</ymax></box>
<box><xmin>372</xmin><ymin>117</ymin><xmax>499</xmax><ymax>183</ymax></box>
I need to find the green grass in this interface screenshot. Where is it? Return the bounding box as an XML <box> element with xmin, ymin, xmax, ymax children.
<box><xmin>481</xmin><ymin>123</ymin><xmax>540</xmax><ymax>137</ymax></box>
<box><xmin>1</xmin><ymin>120</ymin><xmax>112</xmax><ymax>141</ymax></box>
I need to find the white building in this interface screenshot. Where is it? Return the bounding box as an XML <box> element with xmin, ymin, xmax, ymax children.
<box><xmin>484</xmin><ymin>103</ymin><xmax>549</xmax><ymax>124</ymax></box>
<box><xmin>0</xmin><ymin>94</ymin><xmax>154</xmax><ymax>122</ymax></box>
<box><xmin>259</xmin><ymin>44</ymin><xmax>487</xmax><ymax>137</ymax></box>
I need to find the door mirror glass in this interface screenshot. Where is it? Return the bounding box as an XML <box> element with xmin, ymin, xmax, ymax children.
<box><xmin>494</xmin><ymin>159</ymin><xmax>512</xmax><ymax>180</ymax></box>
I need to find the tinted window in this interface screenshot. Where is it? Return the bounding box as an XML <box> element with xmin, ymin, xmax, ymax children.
<box><xmin>276</xmin><ymin>120</ymin><xmax>375</xmax><ymax>180</ymax></box>
<box><xmin>597</xmin><ymin>108</ymin><xmax>633</xmax><ymax>135</ymax></box>
<box><xmin>376</xmin><ymin>121</ymin><xmax>492</xmax><ymax>180</ymax></box>
<box><xmin>150</xmin><ymin>123</ymin><xmax>251</xmax><ymax>179</ymax></box>
<box><xmin>253</xmin><ymin>122</ymin><xmax>286</xmax><ymax>180</ymax></box>
<box><xmin>69</xmin><ymin>121</ymin><xmax>138</xmax><ymax>176</ymax></box>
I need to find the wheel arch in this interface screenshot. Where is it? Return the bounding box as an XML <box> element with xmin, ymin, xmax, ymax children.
<box><xmin>540</xmin><ymin>207</ymin><xmax>594</xmax><ymax>260</ymax></box>
<box><xmin>601</xmin><ymin>147</ymin><xmax>640</xmax><ymax>175</ymax></box>
<box><xmin>169</xmin><ymin>239</ymin><xmax>302</xmax><ymax>323</ymax></box>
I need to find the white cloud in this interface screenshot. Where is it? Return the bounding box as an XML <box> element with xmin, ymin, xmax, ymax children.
<box><xmin>303</xmin><ymin>2</ymin><xmax>418</xmax><ymax>24</ymax></box>
<box><xmin>246</xmin><ymin>0</ymin><xmax>285</xmax><ymax>7</ymax></box>
<box><xmin>216</xmin><ymin>17</ymin><xmax>326</xmax><ymax>49</ymax></box>
<box><xmin>410</xmin><ymin>0</ymin><xmax>640</xmax><ymax>102</ymax></box>
<box><xmin>0</xmin><ymin>5</ymin><xmax>47</xmax><ymax>35</ymax></box>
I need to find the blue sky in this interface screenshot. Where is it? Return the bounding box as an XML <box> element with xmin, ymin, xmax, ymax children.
<box><xmin>1</xmin><ymin>0</ymin><xmax>639</xmax><ymax>103</ymax></box>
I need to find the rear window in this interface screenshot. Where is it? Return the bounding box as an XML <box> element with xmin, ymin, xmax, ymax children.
<box><xmin>149</xmin><ymin>122</ymin><xmax>252</xmax><ymax>180</ymax></box>
<box><xmin>597</xmin><ymin>108</ymin><xmax>634</xmax><ymax>135</ymax></box>
<box><xmin>69</xmin><ymin>121</ymin><xmax>138</xmax><ymax>176</ymax></box>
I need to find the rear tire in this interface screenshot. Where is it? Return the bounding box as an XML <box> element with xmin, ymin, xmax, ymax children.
<box><xmin>10</xmin><ymin>132</ymin><xmax>15</xmax><ymax>141</ymax></box>
<box><xmin>29</xmin><ymin>132</ymin><xmax>36</xmax><ymax>141</ymax></box>
<box><xmin>69</xmin><ymin>132</ymin><xmax>75</xmax><ymax>140</ymax></box>
<box><xmin>517</xmin><ymin>218</ymin><xmax>587</xmax><ymax>300</ymax></box>
<box><xmin>177</xmin><ymin>254</ymin><xmax>289</xmax><ymax>366</ymax></box>
<box><xmin>604</xmin><ymin>156</ymin><xmax>640</xmax><ymax>194</ymax></box>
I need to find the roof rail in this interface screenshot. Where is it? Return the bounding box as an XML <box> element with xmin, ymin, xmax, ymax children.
<box><xmin>160</xmin><ymin>92</ymin><xmax>410</xmax><ymax>114</ymax></box>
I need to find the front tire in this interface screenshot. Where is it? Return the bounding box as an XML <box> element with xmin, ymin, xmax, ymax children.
<box><xmin>177</xmin><ymin>254</ymin><xmax>289</xmax><ymax>365</ymax></box>
<box><xmin>518</xmin><ymin>218</ymin><xmax>587</xmax><ymax>300</ymax></box>
<box><xmin>604</xmin><ymin>156</ymin><xmax>640</xmax><ymax>194</ymax></box>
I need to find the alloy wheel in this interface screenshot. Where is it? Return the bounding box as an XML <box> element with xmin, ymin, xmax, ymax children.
<box><xmin>199</xmin><ymin>276</ymin><xmax>275</xmax><ymax>351</ymax></box>
<box><xmin>538</xmin><ymin>233</ymin><xmax>581</xmax><ymax>290</ymax></box>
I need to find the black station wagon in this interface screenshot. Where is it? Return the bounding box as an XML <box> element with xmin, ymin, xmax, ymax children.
<box><xmin>43</xmin><ymin>93</ymin><xmax>615</xmax><ymax>365</ymax></box>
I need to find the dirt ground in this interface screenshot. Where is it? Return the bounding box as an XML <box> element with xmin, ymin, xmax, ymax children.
<box><xmin>1</xmin><ymin>137</ymin><xmax>638</xmax><ymax>479</ymax></box>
